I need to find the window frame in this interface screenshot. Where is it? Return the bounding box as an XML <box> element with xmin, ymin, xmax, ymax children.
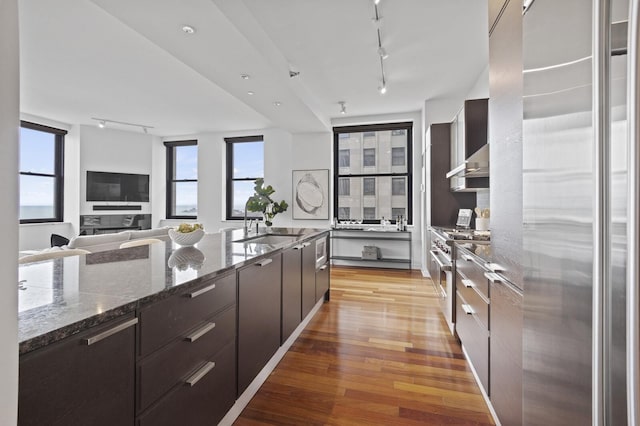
<box><xmin>19</xmin><ymin>121</ymin><xmax>66</xmax><ymax>224</ymax></box>
<box><xmin>333</xmin><ymin>122</ymin><xmax>413</xmax><ymax>224</ymax></box>
<box><xmin>165</xmin><ymin>140</ymin><xmax>198</xmax><ymax>220</ymax></box>
<box><xmin>225</xmin><ymin>135</ymin><xmax>264</xmax><ymax>220</ymax></box>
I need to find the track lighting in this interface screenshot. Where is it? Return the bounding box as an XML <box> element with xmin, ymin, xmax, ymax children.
<box><xmin>374</xmin><ymin>0</ymin><xmax>381</xmax><ymax>4</ymax></box>
<box><xmin>91</xmin><ymin>117</ymin><xmax>154</xmax><ymax>134</ymax></box>
<box><xmin>373</xmin><ymin>2</ymin><xmax>388</xmax><ymax>94</ymax></box>
<box><xmin>377</xmin><ymin>46</ymin><xmax>388</xmax><ymax>59</ymax></box>
<box><xmin>379</xmin><ymin>83</ymin><xmax>387</xmax><ymax>95</ymax></box>
<box><xmin>339</xmin><ymin>101</ymin><xmax>347</xmax><ymax>115</ymax></box>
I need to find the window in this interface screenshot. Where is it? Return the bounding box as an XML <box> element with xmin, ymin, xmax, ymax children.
<box><xmin>338</xmin><ymin>178</ymin><xmax>350</xmax><ymax>196</ymax></box>
<box><xmin>226</xmin><ymin>136</ymin><xmax>264</xmax><ymax>220</ymax></box>
<box><xmin>363</xmin><ymin>207</ymin><xmax>376</xmax><ymax>220</ymax></box>
<box><xmin>363</xmin><ymin>177</ymin><xmax>376</xmax><ymax>196</ymax></box>
<box><xmin>338</xmin><ymin>207</ymin><xmax>350</xmax><ymax>220</ymax></box>
<box><xmin>19</xmin><ymin>121</ymin><xmax>65</xmax><ymax>223</ymax></box>
<box><xmin>392</xmin><ymin>147</ymin><xmax>405</xmax><ymax>166</ymax></box>
<box><xmin>339</xmin><ymin>149</ymin><xmax>350</xmax><ymax>167</ymax></box>
<box><xmin>363</xmin><ymin>148</ymin><xmax>376</xmax><ymax>167</ymax></box>
<box><xmin>391</xmin><ymin>208</ymin><xmax>406</xmax><ymax>219</ymax></box>
<box><xmin>392</xmin><ymin>177</ymin><xmax>406</xmax><ymax>195</ymax></box>
<box><xmin>165</xmin><ymin>140</ymin><xmax>198</xmax><ymax>219</ymax></box>
<box><xmin>333</xmin><ymin>122</ymin><xmax>412</xmax><ymax>224</ymax></box>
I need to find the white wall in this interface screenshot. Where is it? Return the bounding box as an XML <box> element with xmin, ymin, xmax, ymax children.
<box><xmin>80</xmin><ymin>125</ymin><xmax>154</xmax><ymax>215</ymax></box>
<box><xmin>1</xmin><ymin>0</ymin><xmax>20</xmax><ymax>422</ymax></box>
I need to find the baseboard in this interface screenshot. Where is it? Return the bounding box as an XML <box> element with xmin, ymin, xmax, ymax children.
<box><xmin>461</xmin><ymin>344</ymin><xmax>501</xmax><ymax>426</ymax></box>
<box><xmin>218</xmin><ymin>298</ymin><xmax>325</xmax><ymax>426</ymax></box>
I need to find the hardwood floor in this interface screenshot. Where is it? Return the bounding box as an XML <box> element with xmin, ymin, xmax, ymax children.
<box><xmin>234</xmin><ymin>266</ymin><xmax>495</xmax><ymax>425</ymax></box>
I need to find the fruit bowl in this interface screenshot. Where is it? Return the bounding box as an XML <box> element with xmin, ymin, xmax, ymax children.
<box><xmin>169</xmin><ymin>227</ymin><xmax>204</xmax><ymax>247</ymax></box>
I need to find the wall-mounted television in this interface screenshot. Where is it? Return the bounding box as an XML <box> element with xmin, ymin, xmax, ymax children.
<box><xmin>86</xmin><ymin>171</ymin><xmax>150</xmax><ymax>202</ymax></box>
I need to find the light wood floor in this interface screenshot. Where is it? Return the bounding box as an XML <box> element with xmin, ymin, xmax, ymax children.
<box><xmin>235</xmin><ymin>266</ymin><xmax>495</xmax><ymax>425</ymax></box>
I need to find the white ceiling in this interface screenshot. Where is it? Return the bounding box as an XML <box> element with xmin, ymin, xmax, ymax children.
<box><xmin>19</xmin><ymin>0</ymin><xmax>489</xmax><ymax>137</ymax></box>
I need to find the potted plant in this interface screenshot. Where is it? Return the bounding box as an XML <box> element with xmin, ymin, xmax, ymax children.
<box><xmin>246</xmin><ymin>178</ymin><xmax>288</xmax><ymax>227</ymax></box>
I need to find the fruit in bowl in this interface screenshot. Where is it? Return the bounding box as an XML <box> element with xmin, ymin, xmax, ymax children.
<box><xmin>169</xmin><ymin>223</ymin><xmax>205</xmax><ymax>247</ymax></box>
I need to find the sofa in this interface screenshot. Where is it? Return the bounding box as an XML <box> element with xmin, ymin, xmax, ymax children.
<box><xmin>19</xmin><ymin>228</ymin><xmax>172</xmax><ymax>261</ymax></box>
<box><xmin>66</xmin><ymin>227</ymin><xmax>171</xmax><ymax>253</ymax></box>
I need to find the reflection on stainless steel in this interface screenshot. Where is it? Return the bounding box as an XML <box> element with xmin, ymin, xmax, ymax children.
<box><xmin>429</xmin><ymin>230</ymin><xmax>454</xmax><ymax>334</ymax></box>
<box><xmin>523</xmin><ymin>0</ymin><xmax>632</xmax><ymax>424</ymax></box>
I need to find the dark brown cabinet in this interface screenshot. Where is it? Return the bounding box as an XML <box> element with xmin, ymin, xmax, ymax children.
<box><xmin>18</xmin><ymin>314</ymin><xmax>137</xmax><ymax>426</ymax></box>
<box><xmin>238</xmin><ymin>254</ymin><xmax>282</xmax><ymax>395</ymax></box>
<box><xmin>137</xmin><ymin>272</ymin><xmax>237</xmax><ymax>424</ymax></box>
<box><xmin>282</xmin><ymin>245</ymin><xmax>303</xmax><ymax>343</ymax></box>
<box><xmin>301</xmin><ymin>241</ymin><xmax>316</xmax><ymax>318</ymax></box>
<box><xmin>455</xmin><ymin>247</ymin><xmax>490</xmax><ymax>395</ymax></box>
<box><xmin>427</xmin><ymin>123</ymin><xmax>477</xmax><ymax>226</ymax></box>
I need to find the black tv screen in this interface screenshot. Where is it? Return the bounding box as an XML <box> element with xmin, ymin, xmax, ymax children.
<box><xmin>86</xmin><ymin>171</ymin><xmax>149</xmax><ymax>202</ymax></box>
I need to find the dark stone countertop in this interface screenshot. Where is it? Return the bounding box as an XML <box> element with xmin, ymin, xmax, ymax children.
<box><xmin>18</xmin><ymin>227</ymin><xmax>328</xmax><ymax>354</ymax></box>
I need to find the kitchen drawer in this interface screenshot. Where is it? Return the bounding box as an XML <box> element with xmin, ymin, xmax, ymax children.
<box><xmin>456</xmin><ymin>272</ymin><xmax>489</xmax><ymax>330</ymax></box>
<box><xmin>138</xmin><ymin>305</ymin><xmax>236</xmax><ymax>412</ymax></box>
<box><xmin>139</xmin><ymin>272</ymin><xmax>236</xmax><ymax>356</ymax></box>
<box><xmin>138</xmin><ymin>341</ymin><xmax>236</xmax><ymax>426</ymax></box>
<box><xmin>456</xmin><ymin>290</ymin><xmax>489</xmax><ymax>395</ymax></box>
<box><xmin>456</xmin><ymin>248</ymin><xmax>489</xmax><ymax>299</ymax></box>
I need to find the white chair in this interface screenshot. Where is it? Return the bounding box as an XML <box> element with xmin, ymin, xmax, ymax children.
<box><xmin>119</xmin><ymin>238</ymin><xmax>163</xmax><ymax>249</ymax></box>
<box><xmin>19</xmin><ymin>249</ymin><xmax>91</xmax><ymax>265</ymax></box>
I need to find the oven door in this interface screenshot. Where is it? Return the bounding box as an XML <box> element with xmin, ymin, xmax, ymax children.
<box><xmin>429</xmin><ymin>249</ymin><xmax>454</xmax><ymax>334</ymax></box>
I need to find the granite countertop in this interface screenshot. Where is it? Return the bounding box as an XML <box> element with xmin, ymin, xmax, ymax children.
<box><xmin>18</xmin><ymin>227</ymin><xmax>328</xmax><ymax>354</ymax></box>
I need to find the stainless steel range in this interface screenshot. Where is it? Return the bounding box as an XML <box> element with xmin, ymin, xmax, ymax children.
<box><xmin>429</xmin><ymin>227</ymin><xmax>491</xmax><ymax>335</ymax></box>
<box><xmin>428</xmin><ymin>230</ymin><xmax>454</xmax><ymax>334</ymax></box>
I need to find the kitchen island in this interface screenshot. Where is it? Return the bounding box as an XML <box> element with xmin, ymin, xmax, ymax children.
<box><xmin>18</xmin><ymin>227</ymin><xmax>330</xmax><ymax>426</ymax></box>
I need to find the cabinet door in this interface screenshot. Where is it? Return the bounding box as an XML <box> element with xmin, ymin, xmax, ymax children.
<box><xmin>316</xmin><ymin>262</ymin><xmax>330</xmax><ymax>302</ymax></box>
<box><xmin>238</xmin><ymin>254</ymin><xmax>282</xmax><ymax>395</ymax></box>
<box><xmin>490</xmin><ymin>280</ymin><xmax>522</xmax><ymax>425</ymax></box>
<box><xmin>282</xmin><ymin>246</ymin><xmax>302</xmax><ymax>343</ymax></box>
<box><xmin>19</xmin><ymin>314</ymin><xmax>137</xmax><ymax>426</ymax></box>
<box><xmin>301</xmin><ymin>242</ymin><xmax>316</xmax><ymax>318</ymax></box>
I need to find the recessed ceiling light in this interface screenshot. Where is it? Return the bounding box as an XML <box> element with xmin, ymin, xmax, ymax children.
<box><xmin>273</xmin><ymin>101</ymin><xmax>282</xmax><ymax>107</ymax></box>
<box><xmin>241</xmin><ymin>74</ymin><xmax>250</xmax><ymax>80</ymax></box>
<box><xmin>182</xmin><ymin>25</ymin><xmax>196</xmax><ymax>34</ymax></box>
<box><xmin>247</xmin><ymin>91</ymin><xmax>255</xmax><ymax>95</ymax></box>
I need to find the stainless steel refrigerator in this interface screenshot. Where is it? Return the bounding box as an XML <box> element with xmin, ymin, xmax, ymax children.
<box><xmin>523</xmin><ymin>0</ymin><xmax>639</xmax><ymax>424</ymax></box>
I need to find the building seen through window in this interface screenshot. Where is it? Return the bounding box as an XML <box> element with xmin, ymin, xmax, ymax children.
<box><xmin>333</xmin><ymin>122</ymin><xmax>412</xmax><ymax>224</ymax></box>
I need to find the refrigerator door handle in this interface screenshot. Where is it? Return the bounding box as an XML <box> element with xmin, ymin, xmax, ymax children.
<box><xmin>628</xmin><ymin>0</ymin><xmax>640</xmax><ymax>423</ymax></box>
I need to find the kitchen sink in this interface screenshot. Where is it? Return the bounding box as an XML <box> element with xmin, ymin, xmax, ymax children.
<box><xmin>233</xmin><ymin>234</ymin><xmax>300</xmax><ymax>245</ymax></box>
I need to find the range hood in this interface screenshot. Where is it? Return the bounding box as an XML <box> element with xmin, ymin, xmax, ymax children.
<box><xmin>446</xmin><ymin>144</ymin><xmax>489</xmax><ymax>191</ymax></box>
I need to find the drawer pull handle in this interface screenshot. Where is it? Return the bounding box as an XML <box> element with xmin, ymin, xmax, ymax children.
<box><xmin>461</xmin><ymin>254</ymin><xmax>474</xmax><ymax>262</ymax></box>
<box><xmin>293</xmin><ymin>245</ymin><xmax>304</xmax><ymax>250</ymax></box>
<box><xmin>188</xmin><ymin>283</ymin><xmax>216</xmax><ymax>298</ymax></box>
<box><xmin>462</xmin><ymin>279</ymin><xmax>475</xmax><ymax>288</ymax></box>
<box><xmin>185</xmin><ymin>361</ymin><xmax>216</xmax><ymax>387</ymax></box>
<box><xmin>462</xmin><ymin>304</ymin><xmax>474</xmax><ymax>315</ymax></box>
<box><xmin>484</xmin><ymin>272</ymin><xmax>503</xmax><ymax>283</ymax></box>
<box><xmin>84</xmin><ymin>318</ymin><xmax>138</xmax><ymax>346</ymax></box>
<box><xmin>302</xmin><ymin>242</ymin><xmax>311</xmax><ymax>247</ymax></box>
<box><xmin>258</xmin><ymin>259</ymin><xmax>273</xmax><ymax>267</ymax></box>
<box><xmin>319</xmin><ymin>264</ymin><xmax>328</xmax><ymax>271</ymax></box>
<box><xmin>484</xmin><ymin>263</ymin><xmax>505</xmax><ymax>272</ymax></box>
<box><xmin>186</xmin><ymin>322</ymin><xmax>216</xmax><ymax>342</ymax></box>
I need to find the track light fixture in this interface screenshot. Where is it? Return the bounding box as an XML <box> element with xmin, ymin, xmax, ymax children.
<box><xmin>91</xmin><ymin>117</ymin><xmax>154</xmax><ymax>134</ymax></box>
<box><xmin>339</xmin><ymin>101</ymin><xmax>347</xmax><ymax>115</ymax></box>
<box><xmin>373</xmin><ymin>3</ymin><xmax>388</xmax><ymax>94</ymax></box>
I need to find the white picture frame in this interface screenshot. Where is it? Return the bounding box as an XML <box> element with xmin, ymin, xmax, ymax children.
<box><xmin>292</xmin><ymin>169</ymin><xmax>329</xmax><ymax>220</ymax></box>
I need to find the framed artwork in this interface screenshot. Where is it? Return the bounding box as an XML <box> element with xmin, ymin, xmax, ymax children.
<box><xmin>292</xmin><ymin>169</ymin><xmax>329</xmax><ymax>220</ymax></box>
